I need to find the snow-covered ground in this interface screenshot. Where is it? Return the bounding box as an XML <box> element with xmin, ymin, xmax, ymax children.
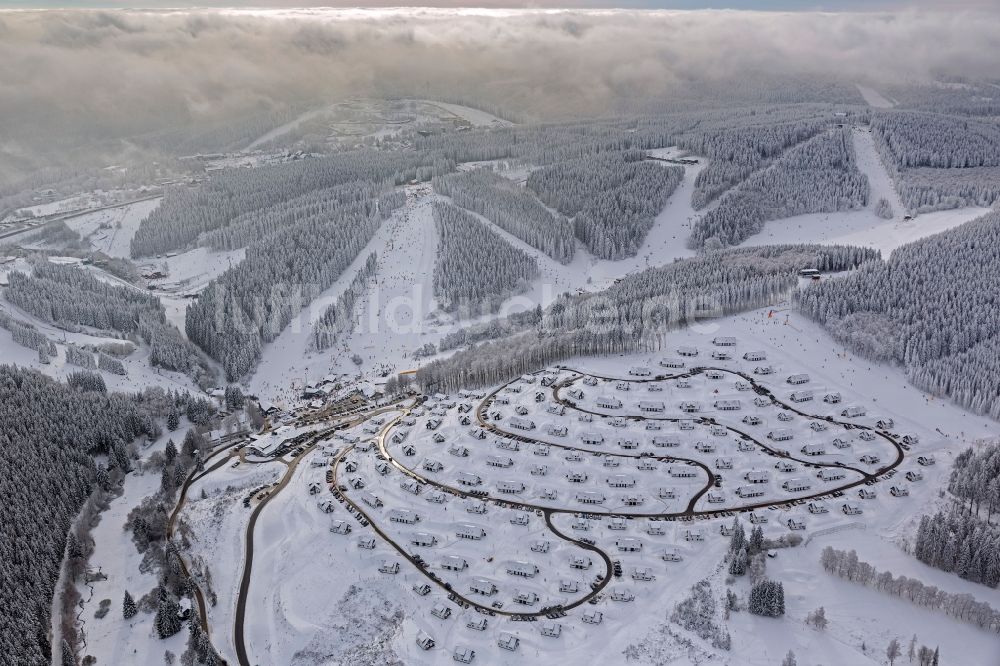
<box><xmin>182</xmin><ymin>459</ymin><xmax>285</xmax><ymax>664</ymax></box>
<box><xmin>63</xmin><ymin>198</ymin><xmax>161</xmax><ymax>259</ymax></box>
<box><xmin>740</xmin><ymin>127</ymin><xmax>991</xmax><ymax>257</ymax></box>
<box><xmin>857</xmin><ymin>84</ymin><xmax>895</xmax><ymax>109</ymax></box>
<box><xmin>0</xmin><ymin>297</ymin><xmax>200</xmax><ymax>394</ymax></box>
<box><xmin>247</xmin><ymin>184</ymin><xmax>439</xmax><ymax>406</ymax></box>
<box><xmin>69</xmin><ymin>428</ymin><xmax>190</xmax><ymax>666</ymax></box>
<box><xmin>204</xmin><ymin>306</ymin><xmax>1000</xmax><ymax>665</ymax></box>
<box><xmin>419</xmin><ymin>100</ymin><xmax>512</xmax><ymax>127</ymax></box>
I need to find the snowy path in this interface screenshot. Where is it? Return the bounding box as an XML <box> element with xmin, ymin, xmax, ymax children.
<box><xmin>852</xmin><ymin>126</ymin><xmax>907</xmax><ymax>219</ymax></box>
<box><xmin>739</xmin><ymin>127</ymin><xmax>990</xmax><ymax>257</ymax></box>
<box><xmin>64</xmin><ymin>197</ymin><xmax>161</xmax><ymax>259</ymax></box>
<box><xmin>417</xmin><ymin>100</ymin><xmax>512</xmax><ymax>127</ymax></box>
<box><xmin>856</xmin><ymin>83</ymin><xmax>895</xmax><ymax>108</ymax></box>
<box><xmin>245</xmin><ymin>106</ymin><xmax>332</xmax><ymax>151</ymax></box>
<box><xmin>247</xmin><ymin>185</ymin><xmax>440</xmax><ymax>405</ymax></box>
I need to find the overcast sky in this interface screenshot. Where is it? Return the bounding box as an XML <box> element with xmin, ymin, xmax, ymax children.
<box><xmin>7</xmin><ymin>1</ymin><xmax>999</xmax><ymax>9</ymax></box>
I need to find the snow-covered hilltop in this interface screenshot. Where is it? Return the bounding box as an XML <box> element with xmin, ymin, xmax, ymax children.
<box><xmin>2</xmin><ymin>8</ymin><xmax>1000</xmax><ymax>666</ymax></box>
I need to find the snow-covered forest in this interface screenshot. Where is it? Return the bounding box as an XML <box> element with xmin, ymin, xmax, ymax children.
<box><xmin>681</xmin><ymin>119</ymin><xmax>827</xmax><ymax>209</ymax></box>
<box><xmin>431</xmin><ymin>201</ymin><xmax>538</xmax><ymax>314</ymax></box>
<box><xmin>892</xmin><ymin>167</ymin><xmax>1000</xmax><ymax>214</ymax></box>
<box><xmin>186</xmin><ymin>198</ymin><xmax>388</xmax><ymax>380</ymax></box>
<box><xmin>434</xmin><ymin>168</ymin><xmax>575</xmax><ymax>263</ymax></box>
<box><xmin>872</xmin><ymin>111</ymin><xmax>1000</xmax><ymax>169</ymax></box>
<box><xmin>527</xmin><ymin>151</ymin><xmax>683</xmax><ymax>259</ymax></box>
<box><xmin>869</xmin><ymin>111</ymin><xmax>1000</xmax><ymax>213</ymax></box>
<box><xmin>915</xmin><ymin>510</ymin><xmax>1000</xmax><ymax>589</ymax></box>
<box><xmin>130</xmin><ymin>150</ymin><xmax>449</xmax><ymax>257</ymax></box>
<box><xmin>7</xmin><ymin>261</ymin><xmax>162</xmax><ymax>334</ymax></box>
<box><xmin>418</xmin><ymin>243</ymin><xmax>877</xmax><ymax>391</ymax></box>
<box><xmin>311</xmin><ymin>253</ymin><xmax>377</xmax><ymax>352</ymax></box>
<box><xmin>948</xmin><ymin>442</ymin><xmax>1000</xmax><ymax>520</ymax></box>
<box><xmin>5</xmin><ymin>262</ymin><xmax>214</xmax><ymax>383</ymax></box>
<box><xmin>0</xmin><ymin>366</ymin><xmax>164</xmax><ymax>666</ymax></box>
<box><xmin>691</xmin><ymin>128</ymin><xmax>870</xmax><ymax>247</ymax></box>
<box><xmin>797</xmin><ymin>211</ymin><xmax>1000</xmax><ymax>418</ymax></box>
<box><xmin>203</xmin><ymin>184</ymin><xmax>405</xmax><ymax>252</ymax></box>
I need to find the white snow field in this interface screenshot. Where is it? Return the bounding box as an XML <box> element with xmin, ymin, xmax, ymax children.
<box><xmin>857</xmin><ymin>84</ymin><xmax>895</xmax><ymax>109</ymax></box>
<box><xmin>0</xmin><ymin>297</ymin><xmax>201</xmax><ymax>395</ymax></box>
<box><xmin>65</xmin><ymin>429</ymin><xmax>191</xmax><ymax>666</ymax></box>
<box><xmin>247</xmin><ymin>184</ymin><xmax>440</xmax><ymax>407</ymax></box>
<box><xmin>182</xmin><ymin>305</ymin><xmax>1000</xmax><ymax>666</ymax></box>
<box><xmin>740</xmin><ymin>127</ymin><xmax>991</xmax><ymax>256</ymax></box>
<box><xmin>63</xmin><ymin>197</ymin><xmax>161</xmax><ymax>259</ymax></box>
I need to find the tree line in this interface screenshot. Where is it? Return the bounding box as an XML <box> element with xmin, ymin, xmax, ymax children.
<box><xmin>0</xmin><ymin>365</ymin><xmax>166</xmax><ymax>665</ymax></box>
<box><xmin>797</xmin><ymin>211</ymin><xmax>1000</xmax><ymax>419</ymax></box>
<box><xmin>691</xmin><ymin>127</ymin><xmax>870</xmax><ymax>248</ymax></box>
<box><xmin>432</xmin><ymin>201</ymin><xmax>538</xmax><ymax>315</ymax></box>
<box><xmin>311</xmin><ymin>253</ymin><xmax>378</xmax><ymax>352</ymax></box>
<box><xmin>417</xmin><ymin>243</ymin><xmax>876</xmax><ymax>391</ymax></box>
<box><xmin>130</xmin><ymin>148</ymin><xmax>451</xmax><ymax>257</ymax></box>
<box><xmin>528</xmin><ymin>151</ymin><xmax>683</xmax><ymax>259</ymax></box>
<box><xmin>821</xmin><ymin>546</ymin><xmax>1000</xmax><ymax>633</ymax></box>
<box><xmin>434</xmin><ymin>167</ymin><xmax>575</xmax><ymax>263</ymax></box>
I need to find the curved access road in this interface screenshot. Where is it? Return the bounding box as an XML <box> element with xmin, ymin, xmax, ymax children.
<box><xmin>332</xmin><ymin>418</ymin><xmax>614</xmax><ymax>618</ymax></box>
<box><xmin>475</xmin><ymin>365</ymin><xmax>905</xmax><ymax>517</ymax></box>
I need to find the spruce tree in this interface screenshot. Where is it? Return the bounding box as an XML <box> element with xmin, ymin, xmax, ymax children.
<box><xmin>728</xmin><ymin>519</ymin><xmax>746</xmax><ymax>555</ymax></box>
<box><xmin>166</xmin><ymin>409</ymin><xmax>180</xmax><ymax>432</ymax></box>
<box><xmin>728</xmin><ymin>546</ymin><xmax>748</xmax><ymax>576</ymax></box>
<box><xmin>123</xmin><ymin>590</ymin><xmax>137</xmax><ymax>620</ymax></box>
<box><xmin>748</xmin><ymin>525</ymin><xmax>764</xmax><ymax>555</ymax></box>
<box><xmin>155</xmin><ymin>594</ymin><xmax>182</xmax><ymax>639</ymax></box>
<box><xmin>60</xmin><ymin>639</ymin><xmax>75</xmax><ymax>666</ymax></box>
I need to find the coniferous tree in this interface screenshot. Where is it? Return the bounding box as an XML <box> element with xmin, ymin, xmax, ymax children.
<box><xmin>887</xmin><ymin>638</ymin><xmax>902</xmax><ymax>665</ymax></box>
<box><xmin>431</xmin><ymin>201</ymin><xmax>538</xmax><ymax>315</ymax></box>
<box><xmin>60</xmin><ymin>639</ymin><xmax>75</xmax><ymax>666</ymax></box>
<box><xmin>748</xmin><ymin>525</ymin><xmax>765</xmax><ymax>556</ymax></box>
<box><xmin>224</xmin><ymin>385</ymin><xmax>245</xmax><ymax>410</ymax></box>
<box><xmin>729</xmin><ymin>547</ymin><xmax>749</xmax><ymax>577</ymax></box>
<box><xmin>164</xmin><ymin>440</ymin><xmax>177</xmax><ymax>465</ymax></box>
<box><xmin>123</xmin><ymin>590</ymin><xmax>137</xmax><ymax>620</ymax></box>
<box><xmin>166</xmin><ymin>409</ymin><xmax>180</xmax><ymax>432</ymax></box>
<box><xmin>728</xmin><ymin>519</ymin><xmax>746</xmax><ymax>555</ymax></box>
<box><xmin>154</xmin><ymin>594</ymin><xmax>182</xmax><ymax>639</ymax></box>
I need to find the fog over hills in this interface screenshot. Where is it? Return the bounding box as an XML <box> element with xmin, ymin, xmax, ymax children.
<box><xmin>2</xmin><ymin>8</ymin><xmax>1000</xmax><ymax>183</ymax></box>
